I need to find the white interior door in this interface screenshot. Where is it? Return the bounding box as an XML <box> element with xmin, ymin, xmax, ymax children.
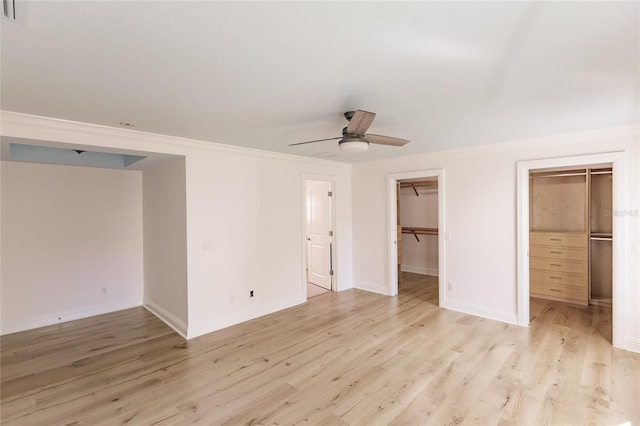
<box><xmin>306</xmin><ymin>181</ymin><xmax>332</xmax><ymax>290</ymax></box>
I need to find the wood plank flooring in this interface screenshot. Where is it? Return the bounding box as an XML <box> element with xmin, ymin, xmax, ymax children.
<box><xmin>1</xmin><ymin>272</ymin><xmax>638</xmax><ymax>425</ymax></box>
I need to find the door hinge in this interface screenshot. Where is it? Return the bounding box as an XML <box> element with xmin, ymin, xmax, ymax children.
<box><xmin>329</xmin><ymin>230</ymin><xmax>333</xmax><ymax>236</ymax></box>
<box><xmin>329</xmin><ymin>270</ymin><xmax>334</xmax><ymax>276</ymax></box>
<box><xmin>328</xmin><ymin>191</ymin><xmax>332</xmax><ymax>197</ymax></box>
<box><xmin>3</xmin><ymin>0</ymin><xmax>16</xmax><ymax>20</ymax></box>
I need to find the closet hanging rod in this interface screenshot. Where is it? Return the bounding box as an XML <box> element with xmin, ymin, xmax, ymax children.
<box><xmin>590</xmin><ymin>171</ymin><xmax>612</xmax><ymax>175</ymax></box>
<box><xmin>529</xmin><ymin>172</ymin><xmax>586</xmax><ymax>178</ymax></box>
<box><xmin>590</xmin><ymin>237</ymin><xmax>612</xmax><ymax>241</ymax></box>
<box><xmin>591</xmin><ymin>232</ymin><xmax>612</xmax><ymax>238</ymax></box>
<box><xmin>401</xmin><ymin>227</ymin><xmax>438</xmax><ymax>235</ymax></box>
<box><xmin>399</xmin><ymin>181</ymin><xmax>437</xmax><ymax>186</ymax></box>
<box><xmin>401</xmin><ymin>227</ymin><xmax>438</xmax><ymax>242</ymax></box>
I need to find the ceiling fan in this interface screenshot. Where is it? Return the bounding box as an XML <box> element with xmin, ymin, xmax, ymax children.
<box><xmin>288</xmin><ymin>110</ymin><xmax>410</xmax><ymax>152</ymax></box>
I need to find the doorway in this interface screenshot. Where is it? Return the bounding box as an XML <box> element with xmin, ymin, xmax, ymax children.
<box><xmin>304</xmin><ymin>180</ymin><xmax>334</xmax><ymax>299</ymax></box>
<box><xmin>516</xmin><ymin>152</ymin><xmax>627</xmax><ymax>349</ymax></box>
<box><xmin>528</xmin><ymin>164</ymin><xmax>613</xmax><ymax>342</ymax></box>
<box><xmin>397</xmin><ymin>178</ymin><xmax>440</xmax><ymax>303</ymax></box>
<box><xmin>387</xmin><ymin>169</ymin><xmax>445</xmax><ymax>305</ymax></box>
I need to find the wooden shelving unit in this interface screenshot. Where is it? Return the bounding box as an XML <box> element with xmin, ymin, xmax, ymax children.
<box><xmin>528</xmin><ymin>166</ymin><xmax>613</xmax><ymax>307</ymax></box>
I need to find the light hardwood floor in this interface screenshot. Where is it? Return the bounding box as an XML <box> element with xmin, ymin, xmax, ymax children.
<box><xmin>1</xmin><ymin>272</ymin><xmax>638</xmax><ymax>425</ymax></box>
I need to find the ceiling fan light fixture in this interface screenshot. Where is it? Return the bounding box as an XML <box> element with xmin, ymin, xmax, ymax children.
<box><xmin>339</xmin><ymin>136</ymin><xmax>369</xmax><ymax>152</ymax></box>
<box><xmin>288</xmin><ymin>110</ymin><xmax>409</xmax><ymax>152</ymax></box>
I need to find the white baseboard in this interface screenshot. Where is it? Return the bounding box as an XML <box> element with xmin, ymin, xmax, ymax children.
<box><xmin>188</xmin><ymin>295</ymin><xmax>306</xmax><ymax>339</ymax></box>
<box><xmin>354</xmin><ymin>281</ymin><xmax>391</xmax><ymax>296</ymax></box>
<box><xmin>625</xmin><ymin>337</ymin><xmax>640</xmax><ymax>353</ymax></box>
<box><xmin>0</xmin><ymin>298</ymin><xmax>142</xmax><ymax>336</ymax></box>
<box><xmin>143</xmin><ymin>300</ymin><xmax>188</xmax><ymax>339</ymax></box>
<box><xmin>334</xmin><ymin>278</ymin><xmax>354</xmax><ymax>292</ymax></box>
<box><xmin>444</xmin><ymin>298</ymin><xmax>518</xmax><ymax>326</ymax></box>
<box><xmin>400</xmin><ymin>265</ymin><xmax>439</xmax><ymax>276</ymax></box>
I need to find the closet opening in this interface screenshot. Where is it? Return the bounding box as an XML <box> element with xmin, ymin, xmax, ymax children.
<box><xmin>387</xmin><ymin>169</ymin><xmax>445</xmax><ymax>306</ymax></box>
<box><xmin>528</xmin><ymin>164</ymin><xmax>612</xmax><ymax>342</ymax></box>
<box><xmin>396</xmin><ymin>178</ymin><xmax>440</xmax><ymax>304</ymax></box>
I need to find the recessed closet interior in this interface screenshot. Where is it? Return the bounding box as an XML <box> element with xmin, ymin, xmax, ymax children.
<box><xmin>397</xmin><ymin>179</ymin><xmax>439</xmax><ymax>297</ymax></box>
<box><xmin>529</xmin><ymin>164</ymin><xmax>613</xmax><ymax>308</ymax></box>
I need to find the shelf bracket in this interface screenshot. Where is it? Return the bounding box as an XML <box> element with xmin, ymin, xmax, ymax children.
<box><xmin>411</xmin><ymin>184</ymin><xmax>419</xmax><ymax>197</ymax></box>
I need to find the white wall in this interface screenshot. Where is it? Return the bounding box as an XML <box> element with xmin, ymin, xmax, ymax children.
<box><xmin>184</xmin><ymin>149</ymin><xmax>352</xmax><ymax>337</ymax></box>
<box><xmin>352</xmin><ymin>127</ymin><xmax>639</xmax><ymax>352</ymax></box>
<box><xmin>142</xmin><ymin>157</ymin><xmax>188</xmax><ymax>337</ymax></box>
<box><xmin>0</xmin><ymin>161</ymin><xmax>143</xmax><ymax>334</ymax></box>
<box><xmin>5</xmin><ymin>113</ymin><xmax>634</xmax><ymax>352</ymax></box>
<box><xmin>400</xmin><ymin>186</ymin><xmax>438</xmax><ymax>276</ymax></box>
<box><xmin>0</xmin><ymin>112</ymin><xmax>353</xmax><ymax>340</ymax></box>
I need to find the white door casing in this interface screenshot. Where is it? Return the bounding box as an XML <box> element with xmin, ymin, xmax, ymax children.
<box><xmin>516</xmin><ymin>152</ymin><xmax>627</xmax><ymax>350</ymax></box>
<box><xmin>388</xmin><ymin>169</ymin><xmax>445</xmax><ymax>306</ymax></box>
<box><xmin>306</xmin><ymin>181</ymin><xmax>332</xmax><ymax>290</ymax></box>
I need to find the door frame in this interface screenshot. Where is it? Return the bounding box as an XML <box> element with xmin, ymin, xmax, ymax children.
<box><xmin>301</xmin><ymin>175</ymin><xmax>336</xmax><ymax>299</ymax></box>
<box><xmin>516</xmin><ymin>151</ymin><xmax>627</xmax><ymax>349</ymax></box>
<box><xmin>387</xmin><ymin>169</ymin><xmax>445</xmax><ymax>305</ymax></box>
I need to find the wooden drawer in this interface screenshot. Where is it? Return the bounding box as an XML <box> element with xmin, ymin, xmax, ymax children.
<box><xmin>529</xmin><ymin>245</ymin><xmax>586</xmax><ymax>261</ymax></box>
<box><xmin>530</xmin><ymin>232</ymin><xmax>587</xmax><ymax>248</ymax></box>
<box><xmin>530</xmin><ymin>270</ymin><xmax>585</xmax><ymax>288</ymax></box>
<box><xmin>530</xmin><ymin>257</ymin><xmax>586</xmax><ymax>275</ymax></box>
<box><xmin>531</xmin><ymin>281</ymin><xmax>587</xmax><ymax>304</ymax></box>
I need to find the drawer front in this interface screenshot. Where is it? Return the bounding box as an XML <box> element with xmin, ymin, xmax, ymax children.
<box><xmin>530</xmin><ymin>232</ymin><xmax>587</xmax><ymax>248</ymax></box>
<box><xmin>531</xmin><ymin>281</ymin><xmax>587</xmax><ymax>303</ymax></box>
<box><xmin>530</xmin><ymin>270</ymin><xmax>586</xmax><ymax>287</ymax></box>
<box><xmin>530</xmin><ymin>258</ymin><xmax>586</xmax><ymax>275</ymax></box>
<box><xmin>529</xmin><ymin>245</ymin><xmax>587</xmax><ymax>261</ymax></box>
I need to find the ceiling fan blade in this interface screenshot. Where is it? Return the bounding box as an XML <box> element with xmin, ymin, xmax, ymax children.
<box><xmin>288</xmin><ymin>136</ymin><xmax>341</xmax><ymax>146</ymax></box>
<box><xmin>366</xmin><ymin>134</ymin><xmax>410</xmax><ymax>147</ymax></box>
<box><xmin>346</xmin><ymin>110</ymin><xmax>376</xmax><ymax>135</ymax></box>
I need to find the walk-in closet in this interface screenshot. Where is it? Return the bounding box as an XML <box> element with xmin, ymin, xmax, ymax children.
<box><xmin>529</xmin><ymin>165</ymin><xmax>613</xmax><ymax>307</ymax></box>
<box><xmin>397</xmin><ymin>179</ymin><xmax>439</xmax><ymax>291</ymax></box>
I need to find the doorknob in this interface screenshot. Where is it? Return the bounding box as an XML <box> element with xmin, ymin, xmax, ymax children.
<box><xmin>306</xmin><ymin>237</ymin><xmax>311</xmax><ymax>241</ymax></box>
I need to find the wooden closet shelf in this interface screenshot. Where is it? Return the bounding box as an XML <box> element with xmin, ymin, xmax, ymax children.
<box><xmin>400</xmin><ymin>181</ymin><xmax>437</xmax><ymax>196</ymax></box>
<box><xmin>399</xmin><ymin>181</ymin><xmax>437</xmax><ymax>188</ymax></box>
<box><xmin>589</xmin><ymin>297</ymin><xmax>612</xmax><ymax>307</ymax></box>
<box><xmin>402</xmin><ymin>227</ymin><xmax>438</xmax><ymax>241</ymax></box>
<box><xmin>402</xmin><ymin>227</ymin><xmax>438</xmax><ymax>234</ymax></box>
<box><xmin>530</xmin><ymin>169</ymin><xmax>587</xmax><ymax>178</ymax></box>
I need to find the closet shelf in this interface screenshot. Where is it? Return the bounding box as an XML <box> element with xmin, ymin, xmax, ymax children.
<box><xmin>402</xmin><ymin>227</ymin><xmax>438</xmax><ymax>242</ymax></box>
<box><xmin>590</xmin><ymin>232</ymin><xmax>612</xmax><ymax>240</ymax></box>
<box><xmin>530</xmin><ymin>169</ymin><xmax>587</xmax><ymax>179</ymax></box>
<box><xmin>590</xmin><ymin>297</ymin><xmax>612</xmax><ymax>307</ymax></box>
<box><xmin>400</xmin><ymin>181</ymin><xmax>437</xmax><ymax>197</ymax></box>
<box><xmin>399</xmin><ymin>181</ymin><xmax>437</xmax><ymax>188</ymax></box>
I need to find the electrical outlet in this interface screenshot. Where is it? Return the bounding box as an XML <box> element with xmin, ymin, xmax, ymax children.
<box><xmin>250</xmin><ymin>290</ymin><xmax>254</xmax><ymax>298</ymax></box>
<box><xmin>447</xmin><ymin>282</ymin><xmax>453</xmax><ymax>291</ymax></box>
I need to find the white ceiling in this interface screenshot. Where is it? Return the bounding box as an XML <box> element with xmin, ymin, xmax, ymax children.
<box><xmin>1</xmin><ymin>1</ymin><xmax>638</xmax><ymax>163</ymax></box>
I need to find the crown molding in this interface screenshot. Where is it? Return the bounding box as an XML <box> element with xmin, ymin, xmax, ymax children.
<box><xmin>0</xmin><ymin>111</ymin><xmax>351</xmax><ymax>169</ymax></box>
<box><xmin>360</xmin><ymin>123</ymin><xmax>640</xmax><ymax>166</ymax></box>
